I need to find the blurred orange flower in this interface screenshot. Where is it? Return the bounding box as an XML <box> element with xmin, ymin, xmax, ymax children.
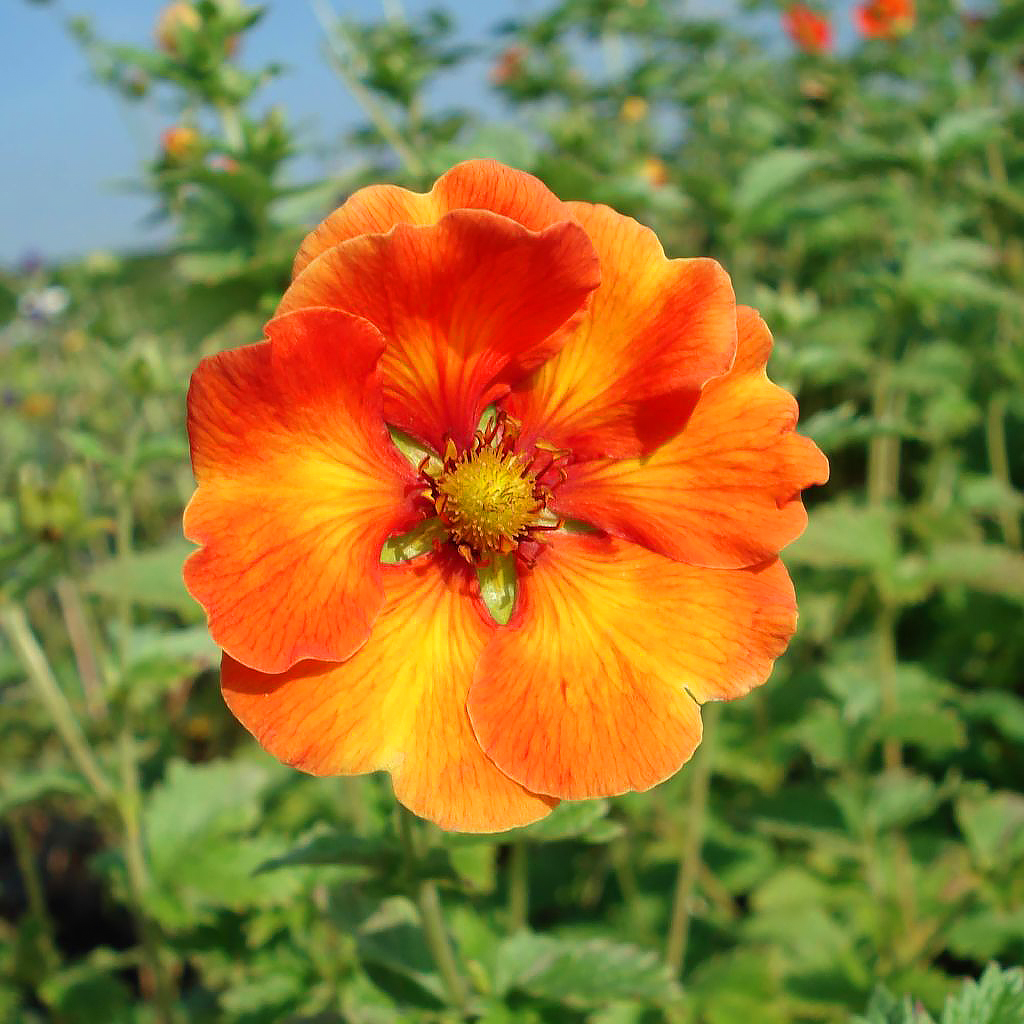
<box><xmin>783</xmin><ymin>4</ymin><xmax>833</xmax><ymax>54</ymax></box>
<box><xmin>160</xmin><ymin>125</ymin><xmax>199</xmax><ymax>162</ymax></box>
<box><xmin>183</xmin><ymin>160</ymin><xmax>827</xmax><ymax>832</ymax></box>
<box><xmin>856</xmin><ymin>0</ymin><xmax>915</xmax><ymax>39</ymax></box>
<box><xmin>640</xmin><ymin>155</ymin><xmax>670</xmax><ymax>186</ymax></box>
<box><xmin>155</xmin><ymin>2</ymin><xmax>201</xmax><ymax>54</ymax></box>
<box><xmin>620</xmin><ymin>96</ymin><xmax>650</xmax><ymax>123</ymax></box>
<box><xmin>490</xmin><ymin>45</ymin><xmax>527</xmax><ymax>85</ymax></box>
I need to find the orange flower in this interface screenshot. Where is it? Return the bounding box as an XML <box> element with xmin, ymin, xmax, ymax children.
<box><xmin>490</xmin><ymin>45</ymin><xmax>527</xmax><ymax>86</ymax></box>
<box><xmin>155</xmin><ymin>2</ymin><xmax>201</xmax><ymax>54</ymax></box>
<box><xmin>855</xmin><ymin>0</ymin><xmax>915</xmax><ymax>39</ymax></box>
<box><xmin>183</xmin><ymin>161</ymin><xmax>827</xmax><ymax>832</ymax></box>
<box><xmin>640</xmin><ymin>155</ymin><xmax>670</xmax><ymax>186</ymax></box>
<box><xmin>783</xmin><ymin>4</ymin><xmax>833</xmax><ymax>54</ymax></box>
<box><xmin>161</xmin><ymin>124</ymin><xmax>199</xmax><ymax>162</ymax></box>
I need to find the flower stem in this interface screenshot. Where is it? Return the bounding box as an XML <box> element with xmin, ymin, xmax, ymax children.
<box><xmin>507</xmin><ymin>840</ymin><xmax>529</xmax><ymax>932</ymax></box>
<box><xmin>665</xmin><ymin>702</ymin><xmax>720</xmax><ymax>974</ymax></box>
<box><xmin>397</xmin><ymin>807</ymin><xmax>469</xmax><ymax>1012</ymax></box>
<box><xmin>0</xmin><ymin>604</ymin><xmax>115</xmax><ymax>804</ymax></box>
<box><xmin>111</xmin><ymin>475</ymin><xmax>178</xmax><ymax>1024</ymax></box>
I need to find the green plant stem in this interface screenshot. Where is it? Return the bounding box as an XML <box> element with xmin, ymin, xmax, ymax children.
<box><xmin>397</xmin><ymin>807</ymin><xmax>469</xmax><ymax>1013</ymax></box>
<box><xmin>118</xmin><ymin>732</ymin><xmax>176</xmax><ymax>1024</ymax></box>
<box><xmin>111</xmin><ymin>477</ymin><xmax>177</xmax><ymax>1024</ymax></box>
<box><xmin>665</xmin><ymin>702</ymin><xmax>720</xmax><ymax>974</ymax></box>
<box><xmin>0</xmin><ymin>604</ymin><xmax>115</xmax><ymax>803</ymax></box>
<box><xmin>55</xmin><ymin>578</ymin><xmax>107</xmax><ymax>721</ymax></box>
<box><xmin>507</xmin><ymin>840</ymin><xmax>529</xmax><ymax>932</ymax></box>
<box><xmin>217</xmin><ymin>102</ymin><xmax>244</xmax><ymax>151</ymax></box>
<box><xmin>869</xmin><ymin>368</ymin><xmax>904</xmax><ymax>772</ymax></box>
<box><xmin>986</xmin><ymin>393</ymin><xmax>1022</xmax><ymax>549</ymax></box>
<box><xmin>310</xmin><ymin>0</ymin><xmax>426</xmax><ymax>176</ymax></box>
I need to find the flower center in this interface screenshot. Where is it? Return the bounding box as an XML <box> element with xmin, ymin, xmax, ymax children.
<box><xmin>419</xmin><ymin>412</ymin><xmax>569</xmax><ymax>565</ymax></box>
<box><xmin>436</xmin><ymin>448</ymin><xmax>542</xmax><ymax>558</ymax></box>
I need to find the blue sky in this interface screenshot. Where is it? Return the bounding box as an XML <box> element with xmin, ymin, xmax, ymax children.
<box><xmin>1</xmin><ymin>0</ymin><xmax>527</xmax><ymax>264</ymax></box>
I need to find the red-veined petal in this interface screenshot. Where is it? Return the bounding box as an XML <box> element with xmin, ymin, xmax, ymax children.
<box><xmin>292</xmin><ymin>159</ymin><xmax>571</xmax><ymax>277</ymax></box>
<box><xmin>221</xmin><ymin>553</ymin><xmax>556</xmax><ymax>833</ymax></box>
<box><xmin>184</xmin><ymin>308</ymin><xmax>422</xmax><ymax>673</ymax></box>
<box><xmin>278</xmin><ymin>210</ymin><xmax>600</xmax><ymax>452</ymax></box>
<box><xmin>503</xmin><ymin>201</ymin><xmax>736</xmax><ymax>459</ymax></box>
<box><xmin>468</xmin><ymin>534</ymin><xmax>796</xmax><ymax>800</ymax></box>
<box><xmin>553</xmin><ymin>306</ymin><xmax>829</xmax><ymax>568</ymax></box>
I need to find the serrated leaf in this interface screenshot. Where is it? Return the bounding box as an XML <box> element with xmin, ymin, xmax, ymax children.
<box><xmin>941</xmin><ymin>964</ymin><xmax>1024</xmax><ymax>1024</ymax></box>
<box><xmin>143</xmin><ymin>757</ymin><xmax>275</xmax><ymax>864</ymax></box>
<box><xmin>494</xmin><ymin>933</ymin><xmax>680</xmax><ymax>1007</ymax></box>
<box><xmin>852</xmin><ymin>986</ymin><xmax>933</xmax><ymax>1024</ymax></box>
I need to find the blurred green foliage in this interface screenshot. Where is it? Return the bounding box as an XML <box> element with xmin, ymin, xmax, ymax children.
<box><xmin>2</xmin><ymin>0</ymin><xmax>1024</xmax><ymax>1021</ymax></box>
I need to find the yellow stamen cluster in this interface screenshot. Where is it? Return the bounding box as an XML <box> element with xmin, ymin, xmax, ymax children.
<box><xmin>435</xmin><ymin>446</ymin><xmax>542</xmax><ymax>561</ymax></box>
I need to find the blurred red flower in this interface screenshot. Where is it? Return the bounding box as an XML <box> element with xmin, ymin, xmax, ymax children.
<box><xmin>783</xmin><ymin>4</ymin><xmax>833</xmax><ymax>54</ymax></box>
<box><xmin>856</xmin><ymin>0</ymin><xmax>915</xmax><ymax>39</ymax></box>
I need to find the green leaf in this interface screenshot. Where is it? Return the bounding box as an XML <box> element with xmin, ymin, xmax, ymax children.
<box><xmin>257</xmin><ymin>828</ymin><xmax>456</xmax><ymax>884</ymax></box>
<box><xmin>956</xmin><ymin>791</ymin><xmax>1024</xmax><ymax>869</ymax></box>
<box><xmin>916</xmin><ymin>544</ymin><xmax>1024</xmax><ymax>601</ymax></box>
<box><xmin>256</xmin><ymin>830</ymin><xmax>400</xmax><ymax>872</ymax></box>
<box><xmin>513</xmin><ymin>799</ymin><xmax>621</xmax><ymax>843</ymax></box>
<box><xmin>493</xmin><ymin>933</ymin><xmax>681</xmax><ymax>1007</ymax></box>
<box><xmin>852</xmin><ymin>986</ymin><xmax>933</xmax><ymax>1024</ymax></box>
<box><xmin>941</xmin><ymin>964</ymin><xmax>1024</xmax><ymax>1024</ymax></box>
<box><xmin>83</xmin><ymin>539</ymin><xmax>200</xmax><ymax>616</ymax></box>
<box><xmin>477</xmin><ymin>553</ymin><xmax>518</xmax><ymax>625</ymax></box>
<box><xmin>143</xmin><ymin>757</ymin><xmax>276</xmax><ymax>866</ymax></box>
<box><xmin>734</xmin><ymin>148</ymin><xmax>825</xmax><ymax>216</ymax></box>
<box><xmin>786</xmin><ymin>502</ymin><xmax>897</xmax><ymax>571</ymax></box>
<box><xmin>930</xmin><ymin>108</ymin><xmax>1003</xmax><ymax>161</ymax></box>
<box><xmin>355</xmin><ymin>897</ymin><xmax>447</xmax><ymax>1004</ymax></box>
<box><xmin>39</xmin><ymin>962</ymin><xmax>134</xmax><ymax>1024</ymax></box>
<box><xmin>0</xmin><ymin>770</ymin><xmax>87</xmax><ymax>815</ymax></box>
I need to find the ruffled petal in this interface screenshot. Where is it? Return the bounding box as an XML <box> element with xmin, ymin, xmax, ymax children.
<box><xmin>468</xmin><ymin>534</ymin><xmax>796</xmax><ymax>801</ymax></box>
<box><xmin>553</xmin><ymin>306</ymin><xmax>829</xmax><ymax>568</ymax></box>
<box><xmin>278</xmin><ymin>210</ymin><xmax>600</xmax><ymax>452</ymax></box>
<box><xmin>221</xmin><ymin>553</ymin><xmax>556</xmax><ymax>833</ymax></box>
<box><xmin>292</xmin><ymin>159</ymin><xmax>571</xmax><ymax>277</ymax></box>
<box><xmin>184</xmin><ymin>308</ymin><xmax>422</xmax><ymax>674</ymax></box>
<box><xmin>503</xmin><ymin>201</ymin><xmax>736</xmax><ymax>459</ymax></box>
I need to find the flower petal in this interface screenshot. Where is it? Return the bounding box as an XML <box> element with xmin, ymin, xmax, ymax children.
<box><xmin>221</xmin><ymin>553</ymin><xmax>556</xmax><ymax>833</ymax></box>
<box><xmin>553</xmin><ymin>306</ymin><xmax>829</xmax><ymax>568</ymax></box>
<box><xmin>278</xmin><ymin>210</ymin><xmax>600</xmax><ymax>452</ymax></box>
<box><xmin>468</xmin><ymin>534</ymin><xmax>796</xmax><ymax>800</ymax></box>
<box><xmin>503</xmin><ymin>201</ymin><xmax>736</xmax><ymax>459</ymax></box>
<box><xmin>184</xmin><ymin>308</ymin><xmax>422</xmax><ymax>674</ymax></box>
<box><xmin>292</xmin><ymin>159</ymin><xmax>571</xmax><ymax>277</ymax></box>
